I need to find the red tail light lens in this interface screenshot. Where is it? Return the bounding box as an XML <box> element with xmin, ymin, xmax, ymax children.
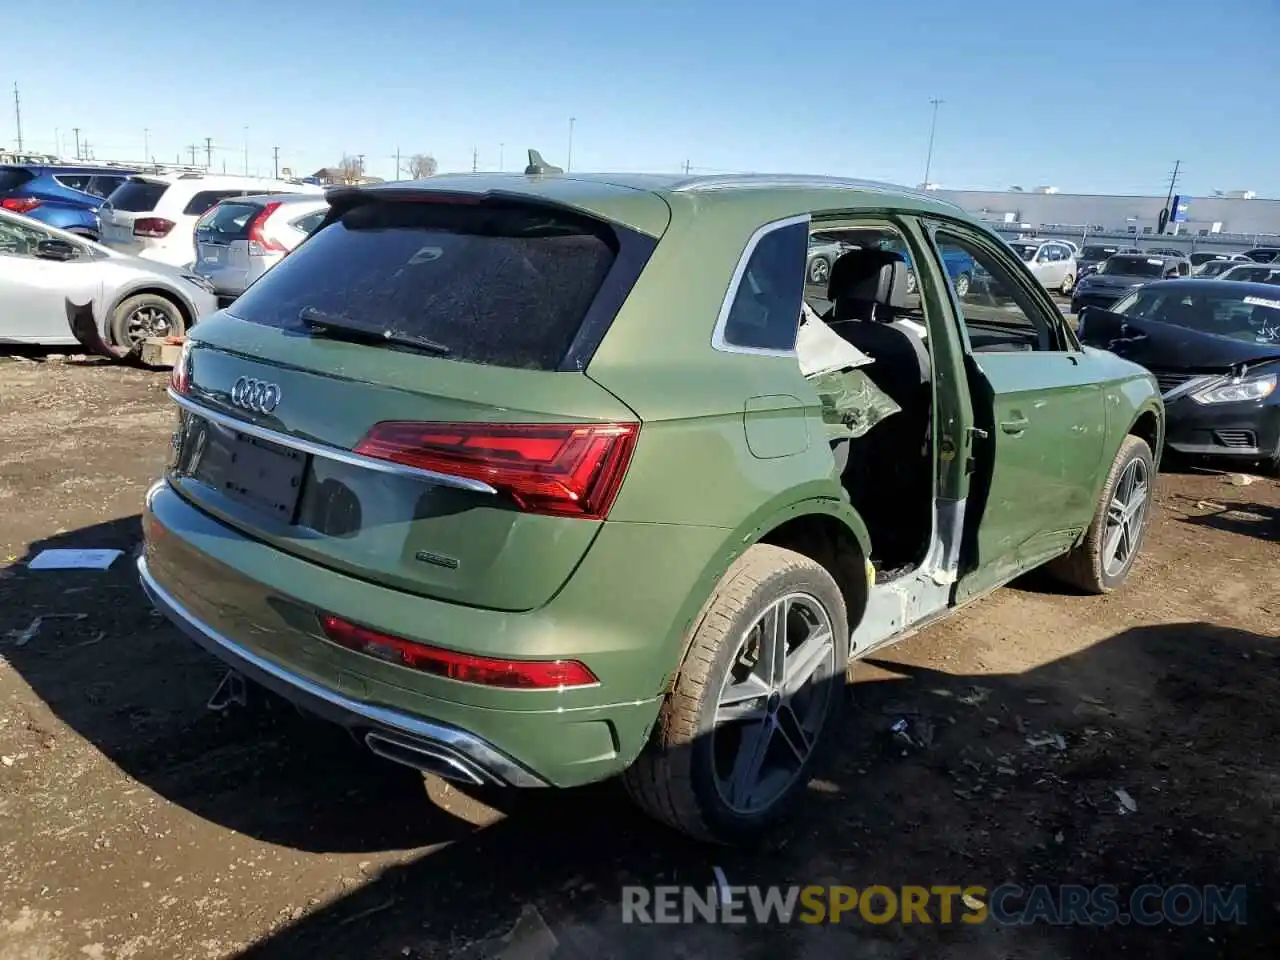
<box><xmin>319</xmin><ymin>614</ymin><xmax>598</xmax><ymax>689</ymax></box>
<box><xmin>134</xmin><ymin>217</ymin><xmax>175</xmax><ymax>238</ymax></box>
<box><xmin>1</xmin><ymin>197</ymin><xmax>42</xmax><ymax>214</ymax></box>
<box><xmin>169</xmin><ymin>339</ymin><xmax>192</xmax><ymax>394</ymax></box>
<box><xmin>354</xmin><ymin>421</ymin><xmax>639</xmax><ymax>520</ymax></box>
<box><xmin>247</xmin><ymin>200</ymin><xmax>284</xmax><ymax>254</ymax></box>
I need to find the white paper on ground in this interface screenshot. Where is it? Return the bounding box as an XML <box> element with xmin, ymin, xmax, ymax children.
<box><xmin>27</xmin><ymin>549</ymin><xmax>124</xmax><ymax>571</ymax></box>
<box><xmin>797</xmin><ymin>304</ymin><xmax>873</xmax><ymax>377</ymax></box>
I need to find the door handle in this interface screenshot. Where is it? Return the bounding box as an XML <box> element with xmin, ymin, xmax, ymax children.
<box><xmin>1000</xmin><ymin>416</ymin><xmax>1029</xmax><ymax>434</ymax></box>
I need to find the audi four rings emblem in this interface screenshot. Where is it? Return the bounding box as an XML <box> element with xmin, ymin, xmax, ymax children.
<box><xmin>230</xmin><ymin>376</ymin><xmax>282</xmax><ymax>414</ymax></box>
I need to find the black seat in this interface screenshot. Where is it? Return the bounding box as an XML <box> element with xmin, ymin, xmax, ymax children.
<box><xmin>825</xmin><ymin>249</ymin><xmax>930</xmax><ymax>408</ymax></box>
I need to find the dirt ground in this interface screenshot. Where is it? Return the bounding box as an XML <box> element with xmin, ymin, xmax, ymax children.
<box><xmin>1</xmin><ymin>355</ymin><xmax>1277</xmax><ymax>960</ymax></box>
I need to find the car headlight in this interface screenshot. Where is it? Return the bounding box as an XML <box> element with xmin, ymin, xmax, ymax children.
<box><xmin>1189</xmin><ymin>372</ymin><xmax>1277</xmax><ymax>404</ymax></box>
<box><xmin>183</xmin><ymin>273</ymin><xmax>215</xmax><ymax>294</ymax></box>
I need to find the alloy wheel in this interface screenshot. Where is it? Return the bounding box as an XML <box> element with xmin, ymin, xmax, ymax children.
<box><xmin>125</xmin><ymin>305</ymin><xmax>177</xmax><ymax>345</ymax></box>
<box><xmin>712</xmin><ymin>592</ymin><xmax>837</xmax><ymax>815</ymax></box>
<box><xmin>1103</xmin><ymin>457</ymin><xmax>1149</xmax><ymax>577</ymax></box>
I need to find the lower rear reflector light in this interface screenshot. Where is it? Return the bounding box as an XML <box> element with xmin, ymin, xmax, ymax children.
<box><xmin>319</xmin><ymin>613</ymin><xmax>598</xmax><ymax>689</ymax></box>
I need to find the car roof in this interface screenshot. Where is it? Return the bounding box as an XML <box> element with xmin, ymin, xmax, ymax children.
<box><xmin>336</xmin><ymin>171</ymin><xmax>975</xmax><ymax>239</ymax></box>
<box><xmin>131</xmin><ymin>172</ymin><xmax>315</xmax><ymax>188</ymax></box>
<box><xmin>2</xmin><ymin>163</ymin><xmax>139</xmax><ymax>174</ymax></box>
<box><xmin>1143</xmin><ymin>278</ymin><xmax>1280</xmax><ymax>295</ymax></box>
<box><xmin>220</xmin><ymin>192</ymin><xmax>329</xmax><ymax>206</ymax></box>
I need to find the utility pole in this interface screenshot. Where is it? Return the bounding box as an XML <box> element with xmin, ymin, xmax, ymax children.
<box><xmin>12</xmin><ymin>83</ymin><xmax>22</xmax><ymax>153</ymax></box>
<box><xmin>144</xmin><ymin>127</ymin><xmax>150</xmax><ymax>161</ymax></box>
<box><xmin>682</xmin><ymin>159</ymin><xmax>691</xmax><ymax>175</ymax></box>
<box><xmin>73</xmin><ymin>128</ymin><xmax>82</xmax><ymax>161</ymax></box>
<box><xmin>923</xmin><ymin>97</ymin><xmax>943</xmax><ymax>187</ymax></box>
<box><xmin>82</xmin><ymin>140</ymin><xmax>92</xmax><ymax>161</ymax></box>
<box><xmin>187</xmin><ymin>144</ymin><xmax>199</xmax><ymax>166</ymax></box>
<box><xmin>1159</xmin><ymin>160</ymin><xmax>1181</xmax><ymax>235</ymax></box>
<box><xmin>204</xmin><ymin>137</ymin><xmax>213</xmax><ymax>169</ymax></box>
<box><xmin>567</xmin><ymin>117</ymin><xmax>576</xmax><ymax>172</ymax></box>
<box><xmin>472</xmin><ymin>147</ymin><xmax>478</xmax><ymax>173</ymax></box>
<box><xmin>273</xmin><ymin>146</ymin><xmax>280</xmax><ymax>179</ymax></box>
<box><xmin>394</xmin><ymin>146</ymin><xmax>401</xmax><ymax>179</ymax></box>
<box><xmin>243</xmin><ymin>125</ymin><xmax>249</xmax><ymax>175</ymax></box>
<box><xmin>499</xmin><ymin>143</ymin><xmax>505</xmax><ymax>171</ymax></box>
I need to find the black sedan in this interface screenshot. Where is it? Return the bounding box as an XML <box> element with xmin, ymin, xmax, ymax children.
<box><xmin>1078</xmin><ymin>279</ymin><xmax>1280</xmax><ymax>469</ymax></box>
<box><xmin>1071</xmin><ymin>254</ymin><xmax>1188</xmax><ymax>314</ymax></box>
<box><xmin>1076</xmin><ymin>244</ymin><xmax>1140</xmax><ymax>280</ymax></box>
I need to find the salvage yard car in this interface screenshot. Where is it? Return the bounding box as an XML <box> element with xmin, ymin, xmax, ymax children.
<box><xmin>1078</xmin><ymin>280</ymin><xmax>1279</xmax><ymax>470</ymax></box>
<box><xmin>0</xmin><ymin>206</ymin><xmax>215</xmax><ymax>346</ymax></box>
<box><xmin>1005</xmin><ymin>238</ymin><xmax>1079</xmax><ymax>295</ymax></box>
<box><xmin>1071</xmin><ymin>253</ymin><xmax>1187</xmax><ymax>314</ymax></box>
<box><xmin>139</xmin><ymin>165</ymin><xmax>1163</xmax><ymax>844</ymax></box>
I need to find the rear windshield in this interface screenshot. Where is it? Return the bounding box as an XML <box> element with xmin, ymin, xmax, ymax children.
<box><xmin>227</xmin><ymin>198</ymin><xmax>619</xmax><ymax>370</ymax></box>
<box><xmin>1098</xmin><ymin>255</ymin><xmax>1167</xmax><ymax>277</ymax></box>
<box><xmin>0</xmin><ymin>168</ymin><xmax>34</xmax><ymax>193</ymax></box>
<box><xmin>1081</xmin><ymin>245</ymin><xmax>1121</xmax><ymax>259</ymax></box>
<box><xmin>183</xmin><ymin>190</ymin><xmax>251</xmax><ymax>217</ymax></box>
<box><xmin>109</xmin><ymin>179</ymin><xmax>169</xmax><ymax>212</ymax></box>
<box><xmin>196</xmin><ymin>201</ymin><xmax>261</xmax><ymax>239</ymax></box>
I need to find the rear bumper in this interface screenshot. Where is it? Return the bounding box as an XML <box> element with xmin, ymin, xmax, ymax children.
<box><xmin>139</xmin><ymin>554</ymin><xmax>547</xmax><ymax>787</ymax></box>
<box><xmin>138</xmin><ymin>481</ymin><xmax>727</xmax><ymax>787</ymax></box>
<box><xmin>1165</xmin><ymin>396</ymin><xmax>1280</xmax><ymax>459</ymax></box>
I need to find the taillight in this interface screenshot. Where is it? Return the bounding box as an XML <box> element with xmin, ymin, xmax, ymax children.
<box><xmin>319</xmin><ymin>614</ymin><xmax>598</xmax><ymax>689</ymax></box>
<box><xmin>247</xmin><ymin>201</ymin><xmax>284</xmax><ymax>255</ymax></box>
<box><xmin>1</xmin><ymin>197</ymin><xmax>41</xmax><ymax>214</ymax></box>
<box><xmin>134</xmin><ymin>217</ymin><xmax>175</xmax><ymax>238</ymax></box>
<box><xmin>354</xmin><ymin>421</ymin><xmax>639</xmax><ymax>520</ymax></box>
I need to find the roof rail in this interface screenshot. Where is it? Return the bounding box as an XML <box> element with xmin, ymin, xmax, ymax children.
<box><xmin>669</xmin><ymin>173</ymin><xmax>967</xmax><ymax>210</ymax></box>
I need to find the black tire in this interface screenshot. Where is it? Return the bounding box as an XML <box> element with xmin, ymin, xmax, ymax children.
<box><xmin>623</xmin><ymin>544</ymin><xmax>849</xmax><ymax>844</ymax></box>
<box><xmin>1048</xmin><ymin>435</ymin><xmax>1154</xmax><ymax>594</ymax></box>
<box><xmin>109</xmin><ymin>293</ymin><xmax>184</xmax><ymax>349</ymax></box>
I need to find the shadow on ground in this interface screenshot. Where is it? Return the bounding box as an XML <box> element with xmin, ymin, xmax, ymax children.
<box><xmin>1178</xmin><ymin>499</ymin><xmax>1279</xmax><ymax>543</ymax></box>
<box><xmin>3</xmin><ymin>517</ymin><xmax>1278</xmax><ymax>958</ymax></box>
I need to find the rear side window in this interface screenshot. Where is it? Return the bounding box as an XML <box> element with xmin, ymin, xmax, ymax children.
<box><xmin>110</xmin><ymin>179</ymin><xmax>169</xmax><ymax>212</ymax></box>
<box><xmin>228</xmin><ymin>199</ymin><xmax>620</xmax><ymax>370</ymax></box>
<box><xmin>54</xmin><ymin>174</ymin><xmax>92</xmax><ymax>191</ymax></box>
<box><xmin>291</xmin><ymin>210</ymin><xmax>327</xmax><ymax>235</ymax></box>
<box><xmin>0</xmin><ymin>168</ymin><xmax>35</xmax><ymax>192</ymax></box>
<box><xmin>84</xmin><ymin>175</ymin><xmax>124</xmax><ymax>199</ymax></box>
<box><xmin>197</xmin><ymin>201</ymin><xmax>261</xmax><ymax>238</ymax></box>
<box><xmin>183</xmin><ymin>190</ymin><xmax>248</xmax><ymax>216</ymax></box>
<box><xmin>718</xmin><ymin>219</ymin><xmax>808</xmax><ymax>351</ymax></box>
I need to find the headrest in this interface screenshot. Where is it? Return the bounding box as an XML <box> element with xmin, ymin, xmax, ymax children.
<box><xmin>828</xmin><ymin>248</ymin><xmax>911</xmax><ymax>312</ymax></box>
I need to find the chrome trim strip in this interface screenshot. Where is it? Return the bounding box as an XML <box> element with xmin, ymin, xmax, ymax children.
<box><xmin>137</xmin><ymin>555</ymin><xmax>547</xmax><ymax>788</ymax></box>
<box><xmin>1161</xmin><ymin>374</ymin><xmax>1222</xmax><ymax>402</ymax></box>
<box><xmin>710</xmin><ymin>213</ymin><xmax>811</xmax><ymax>358</ymax></box>
<box><xmin>167</xmin><ymin>388</ymin><xmax>498</xmax><ymax>495</ymax></box>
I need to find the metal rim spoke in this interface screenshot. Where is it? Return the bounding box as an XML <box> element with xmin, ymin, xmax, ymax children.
<box><xmin>1103</xmin><ymin>458</ymin><xmax>1148</xmax><ymax>576</ymax></box>
<box><xmin>712</xmin><ymin>591</ymin><xmax>838</xmax><ymax>815</ymax></box>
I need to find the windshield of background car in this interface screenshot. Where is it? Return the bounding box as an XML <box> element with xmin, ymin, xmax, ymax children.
<box><xmin>1198</xmin><ymin>261</ymin><xmax>1236</xmax><ymax>277</ymax></box>
<box><xmin>108</xmin><ymin>179</ymin><xmax>169</xmax><ymax>212</ymax></box>
<box><xmin>1010</xmin><ymin>243</ymin><xmax>1038</xmax><ymax>261</ymax></box>
<box><xmin>1112</xmin><ymin>288</ymin><xmax>1280</xmax><ymax>344</ymax></box>
<box><xmin>225</xmin><ymin>198</ymin><xmax>619</xmax><ymax>370</ymax></box>
<box><xmin>196</xmin><ymin>202</ymin><xmax>260</xmax><ymax>239</ymax></box>
<box><xmin>1225</xmin><ymin>267</ymin><xmax>1280</xmax><ymax>284</ymax></box>
<box><xmin>1081</xmin><ymin>245</ymin><xmax>1120</xmax><ymax>259</ymax></box>
<box><xmin>1098</xmin><ymin>255</ymin><xmax>1165</xmax><ymax>277</ymax></box>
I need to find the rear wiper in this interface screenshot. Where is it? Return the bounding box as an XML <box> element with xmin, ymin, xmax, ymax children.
<box><xmin>298</xmin><ymin>306</ymin><xmax>451</xmax><ymax>356</ymax></box>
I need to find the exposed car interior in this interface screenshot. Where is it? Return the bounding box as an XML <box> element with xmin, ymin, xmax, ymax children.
<box><xmin>796</xmin><ymin>229</ymin><xmax>935</xmax><ymax>578</ymax></box>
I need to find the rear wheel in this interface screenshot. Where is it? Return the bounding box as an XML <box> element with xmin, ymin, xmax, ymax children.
<box><xmin>623</xmin><ymin>544</ymin><xmax>849</xmax><ymax>844</ymax></box>
<box><xmin>808</xmin><ymin>256</ymin><xmax>830</xmax><ymax>284</ymax></box>
<box><xmin>109</xmin><ymin>293</ymin><xmax>184</xmax><ymax>349</ymax></box>
<box><xmin>1048</xmin><ymin>435</ymin><xmax>1154</xmax><ymax>594</ymax></box>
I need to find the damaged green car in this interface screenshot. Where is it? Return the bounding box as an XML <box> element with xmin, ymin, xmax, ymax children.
<box><xmin>140</xmin><ymin>158</ymin><xmax>1163</xmax><ymax>844</ymax></box>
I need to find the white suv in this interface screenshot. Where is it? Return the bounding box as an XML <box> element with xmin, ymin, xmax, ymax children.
<box><xmin>98</xmin><ymin>173</ymin><xmax>322</xmax><ymax>268</ymax></box>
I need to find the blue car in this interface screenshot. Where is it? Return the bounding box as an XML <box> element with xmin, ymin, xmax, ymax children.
<box><xmin>874</xmin><ymin>236</ymin><xmax>977</xmax><ymax>298</ymax></box>
<box><xmin>0</xmin><ymin>163</ymin><xmax>139</xmax><ymax>240</ymax></box>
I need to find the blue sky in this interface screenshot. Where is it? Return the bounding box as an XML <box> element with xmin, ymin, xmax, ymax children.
<box><xmin>7</xmin><ymin>0</ymin><xmax>1279</xmax><ymax>196</ymax></box>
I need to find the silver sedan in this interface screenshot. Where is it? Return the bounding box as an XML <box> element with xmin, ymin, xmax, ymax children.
<box><xmin>0</xmin><ymin>208</ymin><xmax>216</xmax><ymax>348</ymax></box>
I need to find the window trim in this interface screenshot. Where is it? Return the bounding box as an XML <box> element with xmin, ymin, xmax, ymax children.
<box><xmin>926</xmin><ymin>218</ymin><xmax>1082</xmax><ymax>355</ymax></box>
<box><xmin>710</xmin><ymin>213</ymin><xmax>811</xmax><ymax>357</ymax></box>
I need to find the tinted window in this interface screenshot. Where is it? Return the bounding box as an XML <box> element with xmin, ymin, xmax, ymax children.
<box><xmin>196</xmin><ymin>201</ymin><xmax>261</xmax><ymax>239</ymax></box>
<box><xmin>1009</xmin><ymin>242</ymin><xmax>1038</xmax><ymax>261</ymax></box>
<box><xmin>0</xmin><ymin>212</ymin><xmax>51</xmax><ymax>257</ymax></box>
<box><xmin>84</xmin><ymin>175</ymin><xmax>124</xmax><ymax>199</ymax></box>
<box><xmin>936</xmin><ymin>231</ymin><xmax>1060</xmax><ymax>352</ymax></box>
<box><xmin>1197</xmin><ymin>260</ymin><xmax>1236</xmax><ymax>277</ymax></box>
<box><xmin>0</xmin><ymin>168</ymin><xmax>35</xmax><ymax>192</ymax></box>
<box><xmin>720</xmin><ymin>220</ymin><xmax>807</xmax><ymax>351</ymax></box>
<box><xmin>1113</xmin><ymin>288</ymin><xmax>1280</xmax><ymax>345</ymax></box>
<box><xmin>291</xmin><ymin>210</ymin><xmax>327</xmax><ymax>234</ymax></box>
<box><xmin>1098</xmin><ymin>255</ymin><xmax>1166</xmax><ymax>277</ymax></box>
<box><xmin>228</xmin><ymin>199</ymin><xmax>619</xmax><ymax>371</ymax></box>
<box><xmin>183</xmin><ymin>190</ymin><xmax>248</xmax><ymax>216</ymax></box>
<box><xmin>109</xmin><ymin>179</ymin><xmax>169</xmax><ymax>212</ymax></box>
<box><xmin>1081</xmin><ymin>245</ymin><xmax>1120</xmax><ymax>259</ymax></box>
<box><xmin>54</xmin><ymin>174</ymin><xmax>92</xmax><ymax>191</ymax></box>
